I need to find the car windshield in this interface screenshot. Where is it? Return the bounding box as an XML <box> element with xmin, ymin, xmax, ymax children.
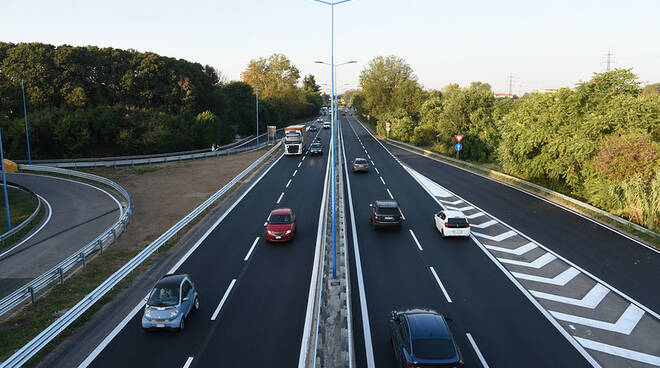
<box><xmin>312</xmin><ymin>144</ymin><xmax>321</xmax><ymax>148</ymax></box>
<box><xmin>269</xmin><ymin>214</ymin><xmax>291</xmax><ymax>224</ymax></box>
<box><xmin>147</xmin><ymin>286</ymin><xmax>179</xmax><ymax>307</ymax></box>
<box><xmin>448</xmin><ymin>218</ymin><xmax>467</xmax><ymax>226</ymax></box>
<box><xmin>412</xmin><ymin>338</ymin><xmax>457</xmax><ymax>360</ymax></box>
<box><xmin>376</xmin><ymin>207</ymin><xmax>399</xmax><ymax>215</ymax></box>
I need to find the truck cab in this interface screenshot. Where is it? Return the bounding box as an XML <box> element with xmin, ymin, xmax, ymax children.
<box><xmin>284</xmin><ymin>125</ymin><xmax>306</xmax><ymax>155</ymax></box>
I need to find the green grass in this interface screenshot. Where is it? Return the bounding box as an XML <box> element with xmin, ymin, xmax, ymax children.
<box><xmin>131</xmin><ymin>165</ymin><xmax>161</xmax><ymax>174</ymax></box>
<box><xmin>0</xmin><ymin>187</ymin><xmax>39</xmax><ymax>234</ymax></box>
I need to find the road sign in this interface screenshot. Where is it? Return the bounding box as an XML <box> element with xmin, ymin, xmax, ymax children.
<box><xmin>455</xmin><ymin>135</ymin><xmax>464</xmax><ymax>143</ymax></box>
<box><xmin>385</xmin><ymin>122</ymin><xmax>391</xmax><ymax>133</ymax></box>
<box><xmin>455</xmin><ymin>143</ymin><xmax>463</xmax><ymax>151</ymax></box>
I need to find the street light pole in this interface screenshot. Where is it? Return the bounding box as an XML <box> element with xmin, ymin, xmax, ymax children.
<box><xmin>0</xmin><ymin>129</ymin><xmax>11</xmax><ymax>231</ymax></box>
<box><xmin>21</xmin><ymin>80</ymin><xmax>31</xmax><ymax>164</ymax></box>
<box><xmin>256</xmin><ymin>86</ymin><xmax>259</xmax><ymax>148</ymax></box>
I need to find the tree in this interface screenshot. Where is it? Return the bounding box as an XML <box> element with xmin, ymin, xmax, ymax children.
<box><xmin>642</xmin><ymin>83</ymin><xmax>660</xmax><ymax>96</ymax></box>
<box><xmin>303</xmin><ymin>74</ymin><xmax>320</xmax><ymax>92</ymax></box>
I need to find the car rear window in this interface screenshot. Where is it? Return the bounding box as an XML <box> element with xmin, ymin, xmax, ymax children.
<box><xmin>412</xmin><ymin>338</ymin><xmax>457</xmax><ymax>360</ymax></box>
<box><xmin>312</xmin><ymin>143</ymin><xmax>321</xmax><ymax>148</ymax></box>
<box><xmin>448</xmin><ymin>218</ymin><xmax>467</xmax><ymax>226</ymax></box>
<box><xmin>355</xmin><ymin>159</ymin><xmax>367</xmax><ymax>164</ymax></box>
<box><xmin>269</xmin><ymin>214</ymin><xmax>291</xmax><ymax>224</ymax></box>
<box><xmin>377</xmin><ymin>207</ymin><xmax>399</xmax><ymax>215</ymax></box>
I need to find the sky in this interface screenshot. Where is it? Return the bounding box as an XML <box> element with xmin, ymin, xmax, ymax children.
<box><xmin>2</xmin><ymin>0</ymin><xmax>659</xmax><ymax>95</ymax></box>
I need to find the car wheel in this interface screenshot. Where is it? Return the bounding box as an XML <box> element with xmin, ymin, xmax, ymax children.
<box><xmin>194</xmin><ymin>296</ymin><xmax>200</xmax><ymax>311</ymax></box>
<box><xmin>179</xmin><ymin>316</ymin><xmax>185</xmax><ymax>332</ymax></box>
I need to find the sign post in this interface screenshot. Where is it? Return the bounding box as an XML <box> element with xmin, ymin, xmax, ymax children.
<box><xmin>454</xmin><ymin>135</ymin><xmax>464</xmax><ymax>160</ymax></box>
<box><xmin>385</xmin><ymin>121</ymin><xmax>391</xmax><ymax>138</ymax></box>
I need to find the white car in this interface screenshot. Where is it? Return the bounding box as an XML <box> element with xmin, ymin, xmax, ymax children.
<box><xmin>434</xmin><ymin>210</ymin><xmax>470</xmax><ymax>237</ymax></box>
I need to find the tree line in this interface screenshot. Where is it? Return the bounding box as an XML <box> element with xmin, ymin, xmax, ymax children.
<box><xmin>350</xmin><ymin>55</ymin><xmax>660</xmax><ymax>231</ymax></box>
<box><xmin>0</xmin><ymin>42</ymin><xmax>323</xmax><ymax>158</ymax></box>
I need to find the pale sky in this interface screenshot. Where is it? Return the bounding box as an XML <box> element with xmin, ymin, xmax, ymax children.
<box><xmin>2</xmin><ymin>0</ymin><xmax>659</xmax><ymax>95</ymax></box>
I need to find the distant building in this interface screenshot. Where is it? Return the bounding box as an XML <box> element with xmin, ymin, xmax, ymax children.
<box><xmin>534</xmin><ymin>88</ymin><xmax>558</xmax><ymax>94</ymax></box>
<box><xmin>494</xmin><ymin>93</ymin><xmax>515</xmax><ymax>99</ymax></box>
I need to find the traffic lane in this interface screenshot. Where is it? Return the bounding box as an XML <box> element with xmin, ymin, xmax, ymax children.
<box><xmin>91</xmin><ymin>128</ymin><xmax>331</xmax><ymax>367</ymax></box>
<box><xmin>1</xmin><ymin>173</ymin><xmax>120</xmax><ymax>298</ymax></box>
<box><xmin>192</xmin><ymin>131</ymin><xmax>329</xmax><ymax>366</ymax></box>
<box><xmin>343</xmin><ymin>118</ymin><xmax>591</xmax><ymax>367</ymax></box>
<box><xmin>385</xmin><ymin>142</ymin><xmax>660</xmax><ymax>311</ymax></box>
<box><xmin>90</xmin><ymin>143</ymin><xmax>317</xmax><ymax>367</ymax></box>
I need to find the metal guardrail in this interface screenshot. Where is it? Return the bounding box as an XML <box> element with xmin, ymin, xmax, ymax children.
<box><xmin>0</xmin><ymin>142</ymin><xmax>282</xmax><ymax>368</ymax></box>
<box><xmin>385</xmin><ymin>138</ymin><xmax>660</xmax><ymax>239</ymax></box>
<box><xmin>0</xmin><ymin>166</ymin><xmax>133</xmax><ymax>321</ymax></box>
<box><xmin>0</xmin><ymin>184</ymin><xmax>42</xmax><ymax>243</ymax></box>
<box><xmin>13</xmin><ymin>135</ymin><xmax>256</xmax><ymax>165</ymax></box>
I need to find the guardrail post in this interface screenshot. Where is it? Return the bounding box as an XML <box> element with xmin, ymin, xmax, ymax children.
<box><xmin>80</xmin><ymin>252</ymin><xmax>86</xmax><ymax>269</ymax></box>
<box><xmin>28</xmin><ymin>286</ymin><xmax>35</xmax><ymax>304</ymax></box>
<box><xmin>112</xmin><ymin>228</ymin><xmax>117</xmax><ymax>240</ymax></box>
<box><xmin>58</xmin><ymin>267</ymin><xmax>64</xmax><ymax>284</ymax></box>
<box><xmin>122</xmin><ymin>219</ymin><xmax>126</xmax><ymax>231</ymax></box>
<box><xmin>97</xmin><ymin>239</ymin><xmax>103</xmax><ymax>253</ymax></box>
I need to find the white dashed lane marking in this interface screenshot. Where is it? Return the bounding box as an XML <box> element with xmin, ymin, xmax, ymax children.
<box><xmin>276</xmin><ymin>192</ymin><xmax>284</xmax><ymax>204</ymax></box>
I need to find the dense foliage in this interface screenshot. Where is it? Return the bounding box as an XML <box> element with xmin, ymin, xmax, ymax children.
<box><xmin>352</xmin><ymin>56</ymin><xmax>660</xmax><ymax>231</ymax></box>
<box><xmin>0</xmin><ymin>43</ymin><xmax>322</xmax><ymax>158</ymax></box>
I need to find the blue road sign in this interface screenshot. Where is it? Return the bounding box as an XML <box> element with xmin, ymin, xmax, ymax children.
<box><xmin>455</xmin><ymin>143</ymin><xmax>463</xmax><ymax>151</ymax></box>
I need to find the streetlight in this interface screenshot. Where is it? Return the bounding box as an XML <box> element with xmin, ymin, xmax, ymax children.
<box><xmin>255</xmin><ymin>86</ymin><xmax>259</xmax><ymax>147</ymax></box>
<box><xmin>0</xmin><ymin>129</ymin><xmax>11</xmax><ymax>230</ymax></box>
<box><xmin>21</xmin><ymin>80</ymin><xmax>31</xmax><ymax>164</ymax></box>
<box><xmin>314</xmin><ymin>56</ymin><xmax>356</xmax><ymax>279</ymax></box>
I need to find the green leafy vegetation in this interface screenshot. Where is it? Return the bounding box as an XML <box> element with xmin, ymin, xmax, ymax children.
<box><xmin>0</xmin><ymin>43</ymin><xmax>323</xmax><ymax>159</ymax></box>
<box><xmin>352</xmin><ymin>56</ymin><xmax>659</xmax><ymax>232</ymax></box>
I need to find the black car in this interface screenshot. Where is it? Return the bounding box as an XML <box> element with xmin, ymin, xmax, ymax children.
<box><xmin>309</xmin><ymin>125</ymin><xmax>318</xmax><ymax>132</ymax></box>
<box><xmin>310</xmin><ymin>143</ymin><xmax>323</xmax><ymax>155</ymax></box>
<box><xmin>313</xmin><ymin>137</ymin><xmax>322</xmax><ymax>143</ymax></box>
<box><xmin>369</xmin><ymin>200</ymin><xmax>403</xmax><ymax>230</ymax></box>
<box><xmin>390</xmin><ymin>309</ymin><xmax>464</xmax><ymax>368</ymax></box>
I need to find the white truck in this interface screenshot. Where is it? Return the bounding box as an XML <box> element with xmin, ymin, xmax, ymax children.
<box><xmin>284</xmin><ymin>125</ymin><xmax>306</xmax><ymax>155</ymax></box>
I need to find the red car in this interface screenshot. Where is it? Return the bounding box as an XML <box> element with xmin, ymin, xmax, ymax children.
<box><xmin>265</xmin><ymin>208</ymin><xmax>296</xmax><ymax>242</ymax></box>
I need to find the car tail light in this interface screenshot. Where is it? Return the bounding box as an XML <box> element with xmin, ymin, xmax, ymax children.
<box><xmin>405</xmin><ymin>363</ymin><xmax>418</xmax><ymax>368</ymax></box>
<box><xmin>465</xmin><ymin>223</ymin><xmax>470</xmax><ymax>228</ymax></box>
<box><xmin>445</xmin><ymin>222</ymin><xmax>450</xmax><ymax>227</ymax></box>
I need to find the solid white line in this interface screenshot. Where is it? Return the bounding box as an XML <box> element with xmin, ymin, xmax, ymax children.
<box><xmin>211</xmin><ymin>279</ymin><xmax>236</xmax><ymax>321</ymax></box>
<box><xmin>530</xmin><ymin>283</ymin><xmax>609</xmax><ymax>309</ymax></box>
<box><xmin>498</xmin><ymin>252</ymin><xmax>556</xmax><ymax>269</ymax></box>
<box><xmin>466</xmin><ymin>333</ymin><xmax>489</xmax><ymax>368</ymax></box>
<box><xmin>0</xmin><ymin>194</ymin><xmax>52</xmax><ymax>258</ymax></box>
<box><xmin>341</xmin><ymin>117</ymin><xmax>376</xmax><ymax>367</ymax></box>
<box><xmin>79</xmin><ymin>153</ymin><xmax>286</xmax><ymax>368</ymax></box>
<box><xmin>277</xmin><ymin>192</ymin><xmax>284</xmax><ymax>204</ymax></box>
<box><xmin>386</xmin><ymin>189</ymin><xmax>394</xmax><ymax>199</ymax></box>
<box><xmin>293</xmin><ymin>169</ymin><xmax>298</xmax><ymax>177</ymax></box>
<box><xmin>485</xmin><ymin>242</ymin><xmax>537</xmax><ymax>255</ymax></box>
<box><xmin>409</xmin><ymin>230</ymin><xmax>423</xmax><ymax>251</ymax></box>
<box><xmin>350</xmin><ymin>118</ymin><xmax>603</xmax><ymax>367</ymax></box>
<box><xmin>298</xmin><ymin>143</ymin><xmax>332</xmax><ymax>368</ymax></box>
<box><xmin>429</xmin><ymin>267</ymin><xmax>452</xmax><ymax>303</ymax></box>
<box><xmin>575</xmin><ymin>337</ymin><xmax>660</xmax><ymax>366</ymax></box>
<box><xmin>286</xmin><ymin>179</ymin><xmax>292</xmax><ymax>188</ymax></box>
<box><xmin>182</xmin><ymin>357</ymin><xmax>194</xmax><ymax>368</ymax></box>
<box><xmin>379</xmin><ymin>176</ymin><xmax>385</xmax><ymax>185</ymax></box>
<box><xmin>550</xmin><ymin>304</ymin><xmax>644</xmax><ymax>335</ymax></box>
<box><xmin>512</xmin><ymin>267</ymin><xmax>580</xmax><ymax>286</ymax></box>
<box><xmin>244</xmin><ymin>237</ymin><xmax>259</xmax><ymax>261</ymax></box>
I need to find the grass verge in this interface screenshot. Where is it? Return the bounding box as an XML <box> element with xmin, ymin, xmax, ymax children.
<box><xmin>0</xmin><ymin>187</ymin><xmax>39</xmax><ymax>234</ymax></box>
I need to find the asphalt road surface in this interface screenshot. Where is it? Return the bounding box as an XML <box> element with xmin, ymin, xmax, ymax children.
<box><xmin>0</xmin><ymin>173</ymin><xmax>122</xmax><ymax>299</ymax></box>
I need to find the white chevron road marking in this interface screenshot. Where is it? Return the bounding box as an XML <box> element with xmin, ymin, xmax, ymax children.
<box><xmin>470</xmin><ymin>219</ymin><xmax>498</xmax><ymax>229</ymax></box>
<box><xmin>440</xmin><ymin>199</ymin><xmax>463</xmax><ymax>205</ymax></box>
<box><xmin>498</xmin><ymin>252</ymin><xmax>556</xmax><ymax>269</ymax></box>
<box><xmin>512</xmin><ymin>267</ymin><xmax>580</xmax><ymax>286</ymax></box>
<box><xmin>531</xmin><ymin>283</ymin><xmax>609</xmax><ymax>309</ymax></box>
<box><xmin>575</xmin><ymin>337</ymin><xmax>660</xmax><ymax>366</ymax></box>
<box><xmin>485</xmin><ymin>242</ymin><xmax>537</xmax><ymax>255</ymax></box>
<box><xmin>472</xmin><ymin>230</ymin><xmax>517</xmax><ymax>242</ymax></box>
<box><xmin>446</xmin><ymin>205</ymin><xmax>474</xmax><ymax>212</ymax></box>
<box><xmin>551</xmin><ymin>304</ymin><xmax>644</xmax><ymax>335</ymax></box>
<box><xmin>465</xmin><ymin>212</ymin><xmax>485</xmax><ymax>219</ymax></box>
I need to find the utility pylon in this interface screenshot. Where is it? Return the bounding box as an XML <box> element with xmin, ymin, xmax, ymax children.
<box><xmin>508</xmin><ymin>73</ymin><xmax>514</xmax><ymax>96</ymax></box>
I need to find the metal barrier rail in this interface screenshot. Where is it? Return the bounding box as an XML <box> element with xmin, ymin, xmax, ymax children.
<box><xmin>0</xmin><ymin>142</ymin><xmax>282</xmax><ymax>368</ymax></box>
<box><xmin>0</xmin><ymin>184</ymin><xmax>42</xmax><ymax>243</ymax></box>
<box><xmin>0</xmin><ymin>167</ymin><xmax>133</xmax><ymax>320</ymax></box>
<box><xmin>13</xmin><ymin>135</ymin><xmax>256</xmax><ymax>165</ymax></box>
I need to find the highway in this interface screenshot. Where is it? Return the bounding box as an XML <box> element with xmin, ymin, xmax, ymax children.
<box><xmin>0</xmin><ymin>173</ymin><xmax>122</xmax><ymax>299</ymax></box>
<box><xmin>341</xmin><ymin>113</ymin><xmax>660</xmax><ymax>368</ymax></box>
<box><xmin>82</xmin><ymin>122</ymin><xmax>330</xmax><ymax>367</ymax></box>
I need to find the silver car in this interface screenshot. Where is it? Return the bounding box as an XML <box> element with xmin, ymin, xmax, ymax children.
<box><xmin>142</xmin><ymin>274</ymin><xmax>199</xmax><ymax>331</ymax></box>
